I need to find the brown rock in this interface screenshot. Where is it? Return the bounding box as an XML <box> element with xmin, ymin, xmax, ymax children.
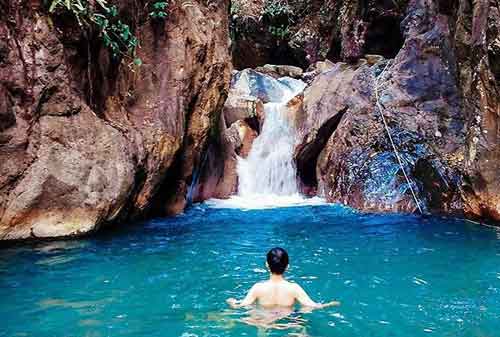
<box><xmin>192</xmin><ymin>118</ymin><xmax>257</xmax><ymax>201</ymax></box>
<box><xmin>254</xmin><ymin>64</ymin><xmax>303</xmax><ymax>79</ymax></box>
<box><xmin>223</xmin><ymin>94</ymin><xmax>264</xmax><ymax>127</ymax></box>
<box><xmin>0</xmin><ymin>0</ymin><xmax>231</xmax><ymax>240</ymax></box>
<box><xmin>295</xmin><ymin>0</ymin><xmax>500</xmax><ymax>224</ymax></box>
<box><xmin>296</xmin><ymin>0</ymin><xmax>496</xmax><ymax>219</ymax></box>
<box><xmin>454</xmin><ymin>0</ymin><xmax>500</xmax><ymax>221</ymax></box>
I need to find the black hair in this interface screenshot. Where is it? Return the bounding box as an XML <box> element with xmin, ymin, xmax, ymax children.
<box><xmin>266</xmin><ymin>247</ymin><xmax>289</xmax><ymax>275</ymax></box>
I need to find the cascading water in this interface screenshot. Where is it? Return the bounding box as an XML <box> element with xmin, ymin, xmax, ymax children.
<box><xmin>207</xmin><ymin>74</ymin><xmax>324</xmax><ymax>209</ymax></box>
<box><xmin>237</xmin><ymin>82</ymin><xmax>304</xmax><ymax>197</ymax></box>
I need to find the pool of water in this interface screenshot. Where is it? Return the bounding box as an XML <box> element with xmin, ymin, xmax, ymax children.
<box><xmin>1</xmin><ymin>203</ymin><xmax>500</xmax><ymax>337</ymax></box>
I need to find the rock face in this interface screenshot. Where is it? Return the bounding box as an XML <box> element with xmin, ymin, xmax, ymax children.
<box><xmin>294</xmin><ymin>0</ymin><xmax>500</xmax><ymax>222</ymax></box>
<box><xmin>230</xmin><ymin>0</ymin><xmax>407</xmax><ymax>69</ymax></box>
<box><xmin>0</xmin><ymin>0</ymin><xmax>498</xmax><ymax>241</ymax></box>
<box><xmin>0</xmin><ymin>0</ymin><xmax>231</xmax><ymax>239</ymax></box>
<box><xmin>193</xmin><ymin>68</ymin><xmax>305</xmax><ymax>200</ymax></box>
<box><xmin>454</xmin><ymin>0</ymin><xmax>500</xmax><ymax>221</ymax></box>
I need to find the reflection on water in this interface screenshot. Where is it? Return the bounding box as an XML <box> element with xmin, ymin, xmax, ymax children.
<box><xmin>242</xmin><ymin>307</ymin><xmax>309</xmax><ymax>336</ymax></box>
<box><xmin>0</xmin><ymin>204</ymin><xmax>499</xmax><ymax>337</ymax></box>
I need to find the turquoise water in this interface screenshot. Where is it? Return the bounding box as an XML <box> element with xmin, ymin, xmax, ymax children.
<box><xmin>1</xmin><ymin>204</ymin><xmax>500</xmax><ymax>337</ymax></box>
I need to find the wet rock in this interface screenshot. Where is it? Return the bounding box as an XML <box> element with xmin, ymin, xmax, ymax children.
<box><xmin>228</xmin><ymin>120</ymin><xmax>258</xmax><ymax>158</ymax></box>
<box><xmin>0</xmin><ymin>0</ymin><xmax>231</xmax><ymax>239</ymax></box>
<box><xmin>223</xmin><ymin>94</ymin><xmax>264</xmax><ymax>128</ymax></box>
<box><xmin>254</xmin><ymin>64</ymin><xmax>303</xmax><ymax>79</ymax></box>
<box><xmin>230</xmin><ymin>68</ymin><xmax>303</xmax><ymax>103</ymax></box>
<box><xmin>295</xmin><ymin>0</ymin><xmax>500</xmax><ymax>222</ymax></box>
<box><xmin>192</xmin><ymin>118</ymin><xmax>257</xmax><ymax>201</ymax></box>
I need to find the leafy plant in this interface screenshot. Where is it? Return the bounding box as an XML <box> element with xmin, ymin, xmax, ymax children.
<box><xmin>230</xmin><ymin>1</ymin><xmax>241</xmax><ymax>16</ymax></box>
<box><xmin>262</xmin><ymin>0</ymin><xmax>292</xmax><ymax>19</ymax></box>
<box><xmin>149</xmin><ymin>1</ymin><xmax>170</xmax><ymax>20</ymax></box>
<box><xmin>48</xmin><ymin>0</ymin><xmax>141</xmax><ymax>65</ymax></box>
<box><xmin>262</xmin><ymin>0</ymin><xmax>293</xmax><ymax>40</ymax></box>
<box><xmin>92</xmin><ymin>5</ymin><xmax>138</xmax><ymax>58</ymax></box>
<box><xmin>268</xmin><ymin>25</ymin><xmax>289</xmax><ymax>40</ymax></box>
<box><xmin>48</xmin><ymin>0</ymin><xmax>89</xmax><ymax>26</ymax></box>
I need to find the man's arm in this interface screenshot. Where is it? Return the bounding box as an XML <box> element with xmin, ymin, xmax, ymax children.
<box><xmin>226</xmin><ymin>284</ymin><xmax>259</xmax><ymax>308</ymax></box>
<box><xmin>293</xmin><ymin>283</ymin><xmax>341</xmax><ymax>309</ymax></box>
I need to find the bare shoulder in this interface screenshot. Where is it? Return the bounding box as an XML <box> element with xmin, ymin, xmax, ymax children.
<box><xmin>286</xmin><ymin>280</ymin><xmax>303</xmax><ymax>292</ymax></box>
<box><xmin>251</xmin><ymin>281</ymin><xmax>268</xmax><ymax>292</ymax></box>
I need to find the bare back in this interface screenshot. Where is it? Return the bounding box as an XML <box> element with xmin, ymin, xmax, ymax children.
<box><xmin>235</xmin><ymin>279</ymin><xmax>320</xmax><ymax>308</ymax></box>
<box><xmin>253</xmin><ymin>280</ymin><xmax>298</xmax><ymax>307</ymax></box>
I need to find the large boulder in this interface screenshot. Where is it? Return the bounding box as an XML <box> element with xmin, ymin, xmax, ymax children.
<box><xmin>295</xmin><ymin>0</ymin><xmax>500</xmax><ymax>223</ymax></box>
<box><xmin>0</xmin><ymin>0</ymin><xmax>231</xmax><ymax>240</ymax></box>
<box><xmin>229</xmin><ymin>68</ymin><xmax>304</xmax><ymax>103</ymax></box>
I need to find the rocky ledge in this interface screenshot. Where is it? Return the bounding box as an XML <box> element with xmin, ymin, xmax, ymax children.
<box><xmin>0</xmin><ymin>0</ymin><xmax>230</xmax><ymax>239</ymax></box>
<box><xmin>0</xmin><ymin>0</ymin><xmax>498</xmax><ymax>240</ymax></box>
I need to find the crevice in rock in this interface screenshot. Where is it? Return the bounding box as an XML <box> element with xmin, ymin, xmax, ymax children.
<box><xmin>295</xmin><ymin>107</ymin><xmax>347</xmax><ymax>192</ymax></box>
<box><xmin>244</xmin><ymin>115</ymin><xmax>260</xmax><ymax>134</ymax></box>
<box><xmin>437</xmin><ymin>0</ymin><xmax>458</xmax><ymax>15</ymax></box>
<box><xmin>147</xmin><ymin>146</ymin><xmax>185</xmax><ymax>218</ymax></box>
<box><xmin>489</xmin><ymin>49</ymin><xmax>500</xmax><ymax>83</ymax></box>
<box><xmin>326</xmin><ymin>37</ymin><xmax>342</xmax><ymax>62</ymax></box>
<box><xmin>364</xmin><ymin>15</ymin><xmax>404</xmax><ymax>58</ymax></box>
<box><xmin>412</xmin><ymin>158</ymin><xmax>454</xmax><ymax>212</ymax></box>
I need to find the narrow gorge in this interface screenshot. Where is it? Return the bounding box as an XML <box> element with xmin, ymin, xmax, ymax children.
<box><xmin>2</xmin><ymin>1</ymin><xmax>500</xmax><ymax>336</ymax></box>
<box><xmin>1</xmin><ymin>0</ymin><xmax>499</xmax><ymax>240</ymax></box>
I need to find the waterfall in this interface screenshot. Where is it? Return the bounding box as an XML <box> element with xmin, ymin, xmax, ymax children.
<box><xmin>237</xmin><ymin>78</ymin><xmax>305</xmax><ymax>197</ymax></box>
<box><xmin>206</xmin><ymin>75</ymin><xmax>325</xmax><ymax>209</ymax></box>
<box><xmin>237</xmin><ymin>102</ymin><xmax>299</xmax><ymax>196</ymax></box>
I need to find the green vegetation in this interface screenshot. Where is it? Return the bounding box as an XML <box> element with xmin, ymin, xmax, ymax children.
<box><xmin>149</xmin><ymin>1</ymin><xmax>170</xmax><ymax>20</ymax></box>
<box><xmin>262</xmin><ymin>0</ymin><xmax>293</xmax><ymax>40</ymax></box>
<box><xmin>92</xmin><ymin>6</ymin><xmax>138</xmax><ymax>59</ymax></box>
<box><xmin>229</xmin><ymin>0</ymin><xmax>295</xmax><ymax>42</ymax></box>
<box><xmin>230</xmin><ymin>1</ymin><xmax>241</xmax><ymax>16</ymax></box>
<box><xmin>48</xmin><ymin>0</ymin><xmax>170</xmax><ymax>66</ymax></box>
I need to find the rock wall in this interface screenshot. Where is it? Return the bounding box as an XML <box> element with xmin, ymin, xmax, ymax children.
<box><xmin>293</xmin><ymin>0</ymin><xmax>500</xmax><ymax>222</ymax></box>
<box><xmin>0</xmin><ymin>0</ymin><xmax>498</xmax><ymax>240</ymax></box>
<box><xmin>454</xmin><ymin>0</ymin><xmax>500</xmax><ymax>220</ymax></box>
<box><xmin>0</xmin><ymin>0</ymin><xmax>231</xmax><ymax>239</ymax></box>
<box><xmin>224</xmin><ymin>0</ymin><xmax>499</xmax><ymax>223</ymax></box>
<box><xmin>230</xmin><ymin>0</ymin><xmax>407</xmax><ymax>69</ymax></box>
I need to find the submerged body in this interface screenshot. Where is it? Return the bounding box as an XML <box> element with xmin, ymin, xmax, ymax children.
<box><xmin>227</xmin><ymin>247</ymin><xmax>340</xmax><ymax>319</ymax></box>
<box><xmin>227</xmin><ymin>274</ymin><xmax>339</xmax><ymax>309</ymax></box>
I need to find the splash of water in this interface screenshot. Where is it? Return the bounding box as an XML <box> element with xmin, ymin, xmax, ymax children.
<box><xmin>207</xmin><ymin>76</ymin><xmax>326</xmax><ymax>209</ymax></box>
<box><xmin>237</xmin><ymin>100</ymin><xmax>299</xmax><ymax>196</ymax></box>
<box><xmin>228</xmin><ymin>77</ymin><xmax>315</xmax><ymax>208</ymax></box>
<box><xmin>237</xmin><ymin>78</ymin><xmax>305</xmax><ymax>198</ymax></box>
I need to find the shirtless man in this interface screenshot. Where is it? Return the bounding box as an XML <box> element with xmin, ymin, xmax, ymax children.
<box><xmin>226</xmin><ymin>247</ymin><xmax>340</xmax><ymax>310</ymax></box>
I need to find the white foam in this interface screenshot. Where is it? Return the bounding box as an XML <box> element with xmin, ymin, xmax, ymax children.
<box><xmin>207</xmin><ymin>75</ymin><xmax>320</xmax><ymax>210</ymax></box>
<box><xmin>205</xmin><ymin>195</ymin><xmax>326</xmax><ymax>210</ymax></box>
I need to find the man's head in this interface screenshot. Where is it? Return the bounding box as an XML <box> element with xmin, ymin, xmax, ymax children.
<box><xmin>266</xmin><ymin>247</ymin><xmax>289</xmax><ymax>275</ymax></box>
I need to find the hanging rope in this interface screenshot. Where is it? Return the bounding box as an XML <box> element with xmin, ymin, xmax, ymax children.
<box><xmin>374</xmin><ymin>60</ymin><xmax>424</xmax><ymax>215</ymax></box>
